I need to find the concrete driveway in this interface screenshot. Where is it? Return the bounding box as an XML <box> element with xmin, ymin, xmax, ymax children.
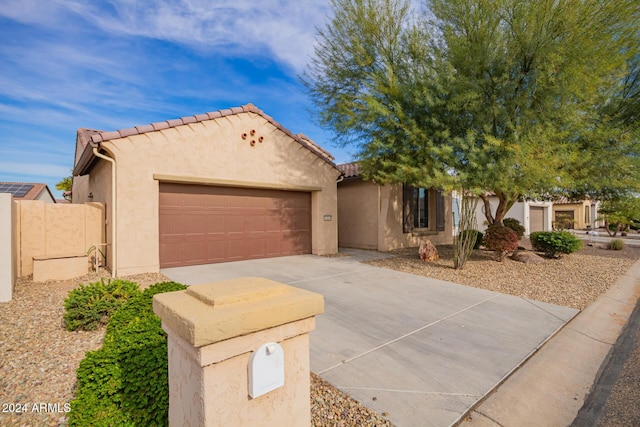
<box><xmin>162</xmin><ymin>249</ymin><xmax>578</xmax><ymax>427</ymax></box>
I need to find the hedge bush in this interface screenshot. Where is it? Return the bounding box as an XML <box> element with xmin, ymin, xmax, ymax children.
<box><xmin>483</xmin><ymin>225</ymin><xmax>520</xmax><ymax>261</ymax></box>
<box><xmin>69</xmin><ymin>281</ymin><xmax>187</xmax><ymax>427</ymax></box>
<box><xmin>64</xmin><ymin>279</ymin><xmax>140</xmax><ymax>331</ymax></box>
<box><xmin>458</xmin><ymin>229</ymin><xmax>484</xmax><ymax>249</ymax></box>
<box><xmin>608</xmin><ymin>239</ymin><xmax>625</xmax><ymax>251</ymax></box>
<box><xmin>530</xmin><ymin>231</ymin><xmax>583</xmax><ymax>257</ymax></box>
<box><xmin>503</xmin><ymin>218</ymin><xmax>525</xmax><ymax>239</ymax></box>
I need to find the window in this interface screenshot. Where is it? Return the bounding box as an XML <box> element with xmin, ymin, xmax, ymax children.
<box><xmin>414</xmin><ymin>187</ymin><xmax>429</xmax><ymax>228</ymax></box>
<box><xmin>403</xmin><ymin>185</ymin><xmax>446</xmax><ymax>233</ymax></box>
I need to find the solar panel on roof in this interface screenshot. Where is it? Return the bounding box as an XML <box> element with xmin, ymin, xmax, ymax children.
<box><xmin>0</xmin><ymin>183</ymin><xmax>34</xmax><ymax>198</ymax></box>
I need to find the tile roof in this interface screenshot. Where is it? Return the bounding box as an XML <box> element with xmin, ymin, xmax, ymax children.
<box><xmin>75</xmin><ymin>104</ymin><xmax>337</xmax><ymax>175</ymax></box>
<box><xmin>0</xmin><ymin>182</ymin><xmax>55</xmax><ymax>201</ymax></box>
<box><xmin>336</xmin><ymin>162</ymin><xmax>361</xmax><ymax>179</ymax></box>
<box><xmin>554</xmin><ymin>197</ymin><xmax>592</xmax><ymax>204</ymax></box>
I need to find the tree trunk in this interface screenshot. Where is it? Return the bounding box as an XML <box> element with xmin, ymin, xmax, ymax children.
<box><xmin>479</xmin><ymin>191</ymin><xmax>518</xmax><ymax>227</ymax></box>
<box><xmin>604</xmin><ymin>220</ymin><xmax>618</xmax><ymax>237</ymax></box>
<box><xmin>479</xmin><ymin>193</ymin><xmax>494</xmax><ymax>226</ymax></box>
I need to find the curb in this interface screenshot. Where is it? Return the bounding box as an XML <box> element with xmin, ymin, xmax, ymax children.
<box><xmin>459</xmin><ymin>258</ymin><xmax>640</xmax><ymax>426</ymax></box>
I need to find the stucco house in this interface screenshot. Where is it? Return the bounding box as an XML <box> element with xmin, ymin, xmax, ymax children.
<box><xmin>475</xmin><ymin>195</ymin><xmax>553</xmax><ymax>235</ymax></box>
<box><xmin>552</xmin><ymin>198</ymin><xmax>600</xmax><ymax>229</ymax></box>
<box><xmin>336</xmin><ymin>162</ymin><xmax>454</xmax><ymax>251</ymax></box>
<box><xmin>72</xmin><ymin>104</ymin><xmax>341</xmax><ymax>276</ymax></box>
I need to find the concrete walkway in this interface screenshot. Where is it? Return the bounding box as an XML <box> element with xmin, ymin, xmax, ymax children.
<box><xmin>463</xmin><ymin>258</ymin><xmax>640</xmax><ymax>427</ymax></box>
<box><xmin>163</xmin><ymin>249</ymin><xmax>578</xmax><ymax>427</ymax></box>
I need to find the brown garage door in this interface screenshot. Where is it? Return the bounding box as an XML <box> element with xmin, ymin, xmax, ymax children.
<box><xmin>159</xmin><ymin>183</ymin><xmax>311</xmax><ymax>268</ymax></box>
<box><xmin>530</xmin><ymin>206</ymin><xmax>545</xmax><ymax>233</ymax></box>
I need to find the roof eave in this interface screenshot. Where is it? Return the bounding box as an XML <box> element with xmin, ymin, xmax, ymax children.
<box><xmin>73</xmin><ymin>104</ymin><xmax>341</xmax><ymax>174</ymax></box>
<box><xmin>73</xmin><ymin>139</ymin><xmax>100</xmax><ymax>176</ymax></box>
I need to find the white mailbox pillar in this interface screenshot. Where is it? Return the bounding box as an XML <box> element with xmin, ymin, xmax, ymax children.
<box><xmin>153</xmin><ymin>277</ymin><xmax>324</xmax><ymax>427</ymax></box>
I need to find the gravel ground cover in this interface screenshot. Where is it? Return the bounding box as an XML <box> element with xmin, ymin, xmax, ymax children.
<box><xmin>0</xmin><ymin>271</ymin><xmax>390</xmax><ymax>427</ymax></box>
<box><xmin>366</xmin><ymin>244</ymin><xmax>640</xmax><ymax>310</ymax></box>
<box><xmin>1</xmin><ymin>243</ymin><xmax>637</xmax><ymax>426</ymax></box>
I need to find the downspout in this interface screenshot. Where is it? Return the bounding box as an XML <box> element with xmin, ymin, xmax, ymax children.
<box><xmin>92</xmin><ymin>147</ymin><xmax>117</xmax><ymax>278</ymax></box>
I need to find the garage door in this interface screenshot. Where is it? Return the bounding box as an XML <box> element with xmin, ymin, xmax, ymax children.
<box><xmin>530</xmin><ymin>206</ymin><xmax>545</xmax><ymax>233</ymax></box>
<box><xmin>159</xmin><ymin>183</ymin><xmax>311</xmax><ymax>268</ymax></box>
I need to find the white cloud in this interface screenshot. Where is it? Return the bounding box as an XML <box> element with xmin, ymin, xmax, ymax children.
<box><xmin>1</xmin><ymin>0</ymin><xmax>330</xmax><ymax>73</ymax></box>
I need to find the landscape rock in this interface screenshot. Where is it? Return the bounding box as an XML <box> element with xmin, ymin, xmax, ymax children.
<box><xmin>511</xmin><ymin>250</ymin><xmax>546</xmax><ymax>264</ymax></box>
<box><xmin>419</xmin><ymin>240</ymin><xmax>439</xmax><ymax>262</ymax></box>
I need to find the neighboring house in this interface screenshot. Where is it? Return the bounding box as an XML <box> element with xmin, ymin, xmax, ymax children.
<box><xmin>475</xmin><ymin>195</ymin><xmax>553</xmax><ymax>235</ymax></box>
<box><xmin>0</xmin><ymin>182</ymin><xmax>56</xmax><ymax>203</ymax></box>
<box><xmin>336</xmin><ymin>162</ymin><xmax>453</xmax><ymax>251</ymax></box>
<box><xmin>72</xmin><ymin>104</ymin><xmax>341</xmax><ymax>276</ymax></box>
<box><xmin>552</xmin><ymin>198</ymin><xmax>600</xmax><ymax>229</ymax></box>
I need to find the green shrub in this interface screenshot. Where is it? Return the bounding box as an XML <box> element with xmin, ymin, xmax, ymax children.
<box><xmin>458</xmin><ymin>229</ymin><xmax>484</xmax><ymax>249</ymax></box>
<box><xmin>105</xmin><ymin>282</ymin><xmax>186</xmax><ymax>337</ymax></box>
<box><xmin>608</xmin><ymin>239</ymin><xmax>625</xmax><ymax>250</ymax></box>
<box><xmin>483</xmin><ymin>225</ymin><xmax>520</xmax><ymax>261</ymax></box>
<box><xmin>64</xmin><ymin>279</ymin><xmax>140</xmax><ymax>331</ymax></box>
<box><xmin>530</xmin><ymin>231</ymin><xmax>583</xmax><ymax>258</ymax></box>
<box><xmin>69</xmin><ymin>281</ymin><xmax>187</xmax><ymax>427</ymax></box>
<box><xmin>503</xmin><ymin>218</ymin><xmax>525</xmax><ymax>239</ymax></box>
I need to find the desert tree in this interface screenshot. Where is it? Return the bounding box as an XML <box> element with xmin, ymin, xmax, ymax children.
<box><xmin>304</xmin><ymin>0</ymin><xmax>640</xmax><ymax>225</ymax></box>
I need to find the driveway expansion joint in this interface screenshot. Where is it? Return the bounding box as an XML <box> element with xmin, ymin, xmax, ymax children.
<box><xmin>318</xmin><ymin>294</ymin><xmax>499</xmax><ymax>375</ymax></box>
<box><xmin>520</xmin><ymin>297</ymin><xmax>573</xmax><ymax>322</ymax></box>
<box><xmin>335</xmin><ymin>386</ymin><xmax>482</xmax><ymax>398</ymax></box>
<box><xmin>285</xmin><ymin>268</ymin><xmax>374</xmax><ymax>285</ymax></box>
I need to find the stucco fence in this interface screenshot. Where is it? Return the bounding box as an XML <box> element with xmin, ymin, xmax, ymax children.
<box><xmin>1</xmin><ymin>195</ymin><xmax>104</xmax><ymax>302</ymax></box>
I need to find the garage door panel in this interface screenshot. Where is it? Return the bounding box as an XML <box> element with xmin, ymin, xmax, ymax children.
<box><xmin>185</xmin><ymin>213</ymin><xmax>208</xmax><ymax>235</ymax></box>
<box><xmin>160</xmin><ymin>212</ymin><xmax>185</xmax><ymax>236</ymax></box>
<box><xmin>249</xmin><ymin>239</ymin><xmax>266</xmax><ymax>258</ymax></box>
<box><xmin>249</xmin><ymin>215</ymin><xmax>266</xmax><ymax>232</ymax></box>
<box><xmin>159</xmin><ymin>183</ymin><xmax>311</xmax><ymax>267</ymax></box>
<box><xmin>159</xmin><ymin>191</ymin><xmax>184</xmax><ymax>208</ymax></box>
<box><xmin>226</xmin><ymin>216</ymin><xmax>246</xmax><ymax>233</ymax></box>
<box><xmin>183</xmin><ymin>241</ymin><xmax>207</xmax><ymax>263</ymax></box>
<box><xmin>266</xmin><ymin>215</ymin><xmax>282</xmax><ymax>232</ymax></box>
<box><xmin>226</xmin><ymin>239</ymin><xmax>246</xmax><ymax>260</ymax></box>
<box><xmin>292</xmin><ymin>213</ymin><xmax>311</xmax><ymax>230</ymax></box>
<box><xmin>206</xmin><ymin>241</ymin><xmax>226</xmax><ymax>263</ymax></box>
<box><xmin>265</xmin><ymin>238</ymin><xmax>281</xmax><ymax>256</ymax></box>
<box><xmin>206</xmin><ymin>214</ymin><xmax>226</xmax><ymax>234</ymax></box>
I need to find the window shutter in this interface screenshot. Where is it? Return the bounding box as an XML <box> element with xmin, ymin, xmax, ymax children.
<box><xmin>403</xmin><ymin>185</ymin><xmax>415</xmax><ymax>233</ymax></box>
<box><xmin>436</xmin><ymin>189</ymin><xmax>445</xmax><ymax>231</ymax></box>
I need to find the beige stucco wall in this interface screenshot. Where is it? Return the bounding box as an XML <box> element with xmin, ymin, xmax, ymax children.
<box><xmin>79</xmin><ymin>112</ymin><xmax>340</xmax><ymax>276</ymax></box>
<box><xmin>73</xmin><ymin>161</ymin><xmax>113</xmax><ymax>270</ymax></box>
<box><xmin>337</xmin><ymin>179</ymin><xmax>379</xmax><ymax>249</ymax></box>
<box><xmin>337</xmin><ymin>180</ymin><xmax>453</xmax><ymax>251</ymax></box>
<box><xmin>33</xmin><ymin>255</ymin><xmax>89</xmax><ymax>282</ymax></box>
<box><xmin>17</xmin><ymin>201</ymin><xmax>104</xmax><ymax>276</ymax></box>
<box><xmin>553</xmin><ymin>201</ymin><xmax>594</xmax><ymax>229</ymax></box>
<box><xmin>379</xmin><ymin>184</ymin><xmax>453</xmax><ymax>251</ymax></box>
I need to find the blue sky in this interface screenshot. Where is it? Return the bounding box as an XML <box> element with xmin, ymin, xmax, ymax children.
<box><xmin>0</xmin><ymin>0</ymin><xmax>359</xmax><ymax>198</ymax></box>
